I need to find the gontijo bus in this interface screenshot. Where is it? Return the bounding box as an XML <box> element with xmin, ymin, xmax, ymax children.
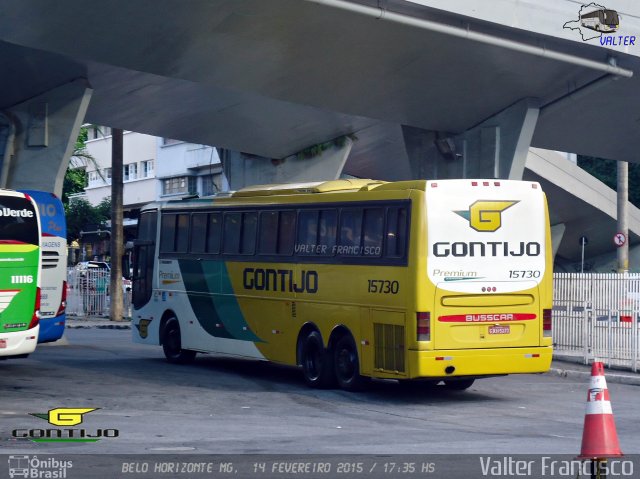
<box><xmin>132</xmin><ymin>179</ymin><xmax>552</xmax><ymax>390</ymax></box>
<box><xmin>0</xmin><ymin>189</ymin><xmax>41</xmax><ymax>359</ymax></box>
<box><xmin>19</xmin><ymin>190</ymin><xmax>67</xmax><ymax>343</ymax></box>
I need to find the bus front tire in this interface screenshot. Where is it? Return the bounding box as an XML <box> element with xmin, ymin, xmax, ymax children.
<box><xmin>333</xmin><ymin>334</ymin><xmax>367</xmax><ymax>391</ymax></box>
<box><xmin>443</xmin><ymin>378</ymin><xmax>475</xmax><ymax>391</ymax></box>
<box><xmin>162</xmin><ymin>318</ymin><xmax>196</xmax><ymax>364</ymax></box>
<box><xmin>300</xmin><ymin>330</ymin><xmax>335</xmax><ymax>388</ymax></box>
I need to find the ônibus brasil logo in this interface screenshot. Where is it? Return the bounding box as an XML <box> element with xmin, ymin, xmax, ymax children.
<box><xmin>12</xmin><ymin>408</ymin><xmax>119</xmax><ymax>443</ymax></box>
<box><xmin>455</xmin><ymin>200</ymin><xmax>518</xmax><ymax>233</ymax></box>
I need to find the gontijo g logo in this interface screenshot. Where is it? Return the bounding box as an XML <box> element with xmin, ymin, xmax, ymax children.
<box><xmin>455</xmin><ymin>200</ymin><xmax>518</xmax><ymax>232</ymax></box>
<box><xmin>12</xmin><ymin>408</ymin><xmax>119</xmax><ymax>443</ymax></box>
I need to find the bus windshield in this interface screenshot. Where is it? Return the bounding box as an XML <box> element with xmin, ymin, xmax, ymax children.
<box><xmin>0</xmin><ymin>196</ymin><xmax>39</xmax><ymax>245</ymax></box>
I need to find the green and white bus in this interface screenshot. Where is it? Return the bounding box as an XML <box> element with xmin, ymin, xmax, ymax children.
<box><xmin>0</xmin><ymin>189</ymin><xmax>41</xmax><ymax>359</ymax></box>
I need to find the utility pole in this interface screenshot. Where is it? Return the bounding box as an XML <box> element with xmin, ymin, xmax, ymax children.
<box><xmin>617</xmin><ymin>160</ymin><xmax>629</xmax><ymax>273</ymax></box>
<box><xmin>110</xmin><ymin>128</ymin><xmax>124</xmax><ymax>321</ymax></box>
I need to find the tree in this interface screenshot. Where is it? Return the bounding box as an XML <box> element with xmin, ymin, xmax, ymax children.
<box><xmin>65</xmin><ymin>197</ymin><xmax>110</xmax><ymax>243</ymax></box>
<box><xmin>577</xmin><ymin>155</ymin><xmax>640</xmax><ymax>208</ymax></box>
<box><xmin>62</xmin><ymin>125</ymin><xmax>102</xmax><ymax>207</ymax></box>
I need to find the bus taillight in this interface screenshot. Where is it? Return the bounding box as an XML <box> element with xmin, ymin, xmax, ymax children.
<box><xmin>417</xmin><ymin>312</ymin><xmax>431</xmax><ymax>341</ymax></box>
<box><xmin>543</xmin><ymin>309</ymin><xmax>552</xmax><ymax>337</ymax></box>
<box><xmin>56</xmin><ymin>280</ymin><xmax>67</xmax><ymax>316</ymax></box>
<box><xmin>30</xmin><ymin>287</ymin><xmax>41</xmax><ymax>329</ymax></box>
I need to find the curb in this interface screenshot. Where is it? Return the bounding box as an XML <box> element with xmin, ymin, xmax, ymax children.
<box><xmin>66</xmin><ymin>322</ymin><xmax>131</xmax><ymax>330</ymax></box>
<box><xmin>548</xmin><ymin>367</ymin><xmax>640</xmax><ymax>386</ymax></box>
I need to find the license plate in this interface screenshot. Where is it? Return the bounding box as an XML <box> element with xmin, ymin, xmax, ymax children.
<box><xmin>488</xmin><ymin>325</ymin><xmax>510</xmax><ymax>335</ymax></box>
<box><xmin>0</xmin><ymin>339</ymin><xmax>6</xmax><ymax>349</ymax></box>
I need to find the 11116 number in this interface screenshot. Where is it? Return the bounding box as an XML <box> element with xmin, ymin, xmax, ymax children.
<box><xmin>367</xmin><ymin>280</ymin><xmax>399</xmax><ymax>294</ymax></box>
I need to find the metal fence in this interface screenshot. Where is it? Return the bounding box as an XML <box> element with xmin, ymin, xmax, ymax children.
<box><xmin>66</xmin><ymin>268</ymin><xmax>132</xmax><ymax>319</ymax></box>
<box><xmin>553</xmin><ymin>273</ymin><xmax>640</xmax><ymax>372</ymax></box>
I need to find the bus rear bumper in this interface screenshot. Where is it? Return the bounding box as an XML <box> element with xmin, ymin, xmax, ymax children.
<box><xmin>0</xmin><ymin>325</ymin><xmax>39</xmax><ymax>358</ymax></box>
<box><xmin>407</xmin><ymin>346</ymin><xmax>552</xmax><ymax>379</ymax></box>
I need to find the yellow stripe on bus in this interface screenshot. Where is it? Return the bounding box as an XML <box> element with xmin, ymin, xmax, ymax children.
<box><xmin>0</xmin><ymin>244</ymin><xmax>38</xmax><ymax>253</ymax></box>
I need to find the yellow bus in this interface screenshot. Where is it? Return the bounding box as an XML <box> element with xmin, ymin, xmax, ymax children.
<box><xmin>132</xmin><ymin>179</ymin><xmax>553</xmax><ymax>391</ymax></box>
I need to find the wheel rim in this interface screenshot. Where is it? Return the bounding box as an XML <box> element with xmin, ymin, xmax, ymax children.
<box><xmin>166</xmin><ymin>326</ymin><xmax>181</xmax><ymax>357</ymax></box>
<box><xmin>336</xmin><ymin>346</ymin><xmax>356</xmax><ymax>381</ymax></box>
<box><xmin>304</xmin><ymin>341</ymin><xmax>322</xmax><ymax>380</ymax></box>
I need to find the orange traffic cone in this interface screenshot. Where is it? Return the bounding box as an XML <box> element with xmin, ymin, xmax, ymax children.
<box><xmin>578</xmin><ymin>361</ymin><xmax>623</xmax><ymax>459</ymax></box>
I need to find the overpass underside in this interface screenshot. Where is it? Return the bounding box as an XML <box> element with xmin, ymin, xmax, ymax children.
<box><xmin>0</xmin><ymin>0</ymin><xmax>638</xmax><ymax>269</ymax></box>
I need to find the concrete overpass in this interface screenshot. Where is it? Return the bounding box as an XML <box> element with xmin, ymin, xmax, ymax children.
<box><xmin>0</xmin><ymin>0</ymin><xmax>639</xmax><ymax>268</ymax></box>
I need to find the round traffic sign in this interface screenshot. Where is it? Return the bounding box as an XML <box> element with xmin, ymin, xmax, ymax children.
<box><xmin>614</xmin><ymin>232</ymin><xmax>627</xmax><ymax>247</ymax></box>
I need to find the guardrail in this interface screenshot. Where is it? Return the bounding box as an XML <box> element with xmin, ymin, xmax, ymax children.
<box><xmin>554</xmin><ymin>273</ymin><xmax>640</xmax><ymax>372</ymax></box>
<box><xmin>66</xmin><ymin>268</ymin><xmax>132</xmax><ymax>319</ymax></box>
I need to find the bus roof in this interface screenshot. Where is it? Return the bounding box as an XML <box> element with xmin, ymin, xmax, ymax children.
<box><xmin>232</xmin><ymin>179</ymin><xmax>386</xmax><ymax>197</ymax></box>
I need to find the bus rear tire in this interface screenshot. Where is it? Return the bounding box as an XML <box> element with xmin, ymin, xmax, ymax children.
<box><xmin>333</xmin><ymin>334</ymin><xmax>367</xmax><ymax>391</ymax></box>
<box><xmin>300</xmin><ymin>330</ymin><xmax>335</xmax><ymax>388</ymax></box>
<box><xmin>443</xmin><ymin>378</ymin><xmax>475</xmax><ymax>391</ymax></box>
<box><xmin>162</xmin><ymin>318</ymin><xmax>196</xmax><ymax>364</ymax></box>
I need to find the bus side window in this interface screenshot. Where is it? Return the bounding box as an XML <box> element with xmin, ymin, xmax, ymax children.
<box><xmin>241</xmin><ymin>212</ymin><xmax>258</xmax><ymax>255</ymax></box>
<box><xmin>175</xmin><ymin>214</ymin><xmax>190</xmax><ymax>253</ymax></box>
<box><xmin>277</xmin><ymin>211</ymin><xmax>296</xmax><ymax>255</ymax></box>
<box><xmin>338</xmin><ymin>208</ymin><xmax>363</xmax><ymax>255</ymax></box>
<box><xmin>160</xmin><ymin>213</ymin><xmax>177</xmax><ymax>253</ymax></box>
<box><xmin>362</xmin><ymin>208</ymin><xmax>384</xmax><ymax>256</ymax></box>
<box><xmin>296</xmin><ymin>210</ymin><xmax>319</xmax><ymax>256</ymax></box>
<box><xmin>259</xmin><ymin>211</ymin><xmax>278</xmax><ymax>254</ymax></box>
<box><xmin>223</xmin><ymin>212</ymin><xmax>242</xmax><ymax>255</ymax></box>
<box><xmin>207</xmin><ymin>213</ymin><xmax>221</xmax><ymax>254</ymax></box>
<box><xmin>317</xmin><ymin>209</ymin><xmax>337</xmax><ymax>255</ymax></box>
<box><xmin>190</xmin><ymin>213</ymin><xmax>207</xmax><ymax>253</ymax></box>
<box><xmin>385</xmin><ymin>207</ymin><xmax>407</xmax><ymax>258</ymax></box>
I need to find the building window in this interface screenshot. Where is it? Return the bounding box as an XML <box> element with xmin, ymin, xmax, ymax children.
<box><xmin>162</xmin><ymin>176</ymin><xmax>196</xmax><ymax>196</ymax></box>
<box><xmin>162</xmin><ymin>138</ymin><xmax>181</xmax><ymax>146</ymax></box>
<box><xmin>124</xmin><ymin>163</ymin><xmax>137</xmax><ymax>182</ymax></box>
<box><xmin>104</xmin><ymin>168</ymin><xmax>112</xmax><ymax>185</ymax></box>
<box><xmin>141</xmin><ymin>160</ymin><xmax>154</xmax><ymax>178</ymax></box>
<box><xmin>201</xmin><ymin>174</ymin><xmax>218</xmax><ymax>196</ymax></box>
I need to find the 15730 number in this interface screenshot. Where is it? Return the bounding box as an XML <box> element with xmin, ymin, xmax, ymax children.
<box><xmin>367</xmin><ymin>279</ymin><xmax>399</xmax><ymax>294</ymax></box>
<box><xmin>508</xmin><ymin>270</ymin><xmax>541</xmax><ymax>279</ymax></box>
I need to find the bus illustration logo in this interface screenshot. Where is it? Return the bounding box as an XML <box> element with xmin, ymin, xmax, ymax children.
<box><xmin>30</xmin><ymin>408</ymin><xmax>98</xmax><ymax>426</ymax></box>
<box><xmin>563</xmin><ymin>3</ymin><xmax>635</xmax><ymax>46</ymax></box>
<box><xmin>455</xmin><ymin>200</ymin><xmax>518</xmax><ymax>233</ymax></box>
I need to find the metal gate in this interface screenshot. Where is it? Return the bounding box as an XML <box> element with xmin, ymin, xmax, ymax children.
<box><xmin>66</xmin><ymin>268</ymin><xmax>132</xmax><ymax>319</ymax></box>
<box><xmin>553</xmin><ymin>273</ymin><xmax>640</xmax><ymax>372</ymax></box>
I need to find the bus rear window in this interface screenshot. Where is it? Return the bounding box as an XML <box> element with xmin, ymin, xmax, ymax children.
<box><xmin>0</xmin><ymin>196</ymin><xmax>38</xmax><ymax>245</ymax></box>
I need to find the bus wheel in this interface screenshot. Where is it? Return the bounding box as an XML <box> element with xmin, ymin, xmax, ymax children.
<box><xmin>162</xmin><ymin>318</ymin><xmax>196</xmax><ymax>364</ymax></box>
<box><xmin>333</xmin><ymin>334</ymin><xmax>366</xmax><ymax>391</ymax></box>
<box><xmin>443</xmin><ymin>378</ymin><xmax>475</xmax><ymax>391</ymax></box>
<box><xmin>300</xmin><ymin>331</ymin><xmax>335</xmax><ymax>388</ymax></box>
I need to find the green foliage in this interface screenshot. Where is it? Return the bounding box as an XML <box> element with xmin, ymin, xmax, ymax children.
<box><xmin>65</xmin><ymin>197</ymin><xmax>110</xmax><ymax>243</ymax></box>
<box><xmin>296</xmin><ymin>135</ymin><xmax>357</xmax><ymax>160</ymax></box>
<box><xmin>62</xmin><ymin>168</ymin><xmax>87</xmax><ymax>206</ymax></box>
<box><xmin>577</xmin><ymin>155</ymin><xmax>640</xmax><ymax>207</ymax></box>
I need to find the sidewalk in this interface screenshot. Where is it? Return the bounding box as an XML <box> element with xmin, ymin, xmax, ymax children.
<box><xmin>65</xmin><ymin>315</ymin><xmax>132</xmax><ymax>330</ymax></box>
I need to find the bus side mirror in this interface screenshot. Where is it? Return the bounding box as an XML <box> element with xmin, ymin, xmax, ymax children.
<box><xmin>122</xmin><ymin>255</ymin><xmax>131</xmax><ymax>280</ymax></box>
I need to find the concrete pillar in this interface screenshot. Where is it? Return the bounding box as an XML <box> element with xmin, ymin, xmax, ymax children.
<box><xmin>463</xmin><ymin>98</ymin><xmax>539</xmax><ymax>180</ymax></box>
<box><xmin>221</xmin><ymin>137</ymin><xmax>353</xmax><ymax>190</ymax></box>
<box><xmin>1</xmin><ymin>79</ymin><xmax>92</xmax><ymax>196</ymax></box>
<box><xmin>402</xmin><ymin>98</ymin><xmax>539</xmax><ymax>181</ymax></box>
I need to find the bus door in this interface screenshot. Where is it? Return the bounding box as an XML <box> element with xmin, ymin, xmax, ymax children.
<box><xmin>132</xmin><ymin>210</ymin><xmax>157</xmax><ymax>310</ymax></box>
